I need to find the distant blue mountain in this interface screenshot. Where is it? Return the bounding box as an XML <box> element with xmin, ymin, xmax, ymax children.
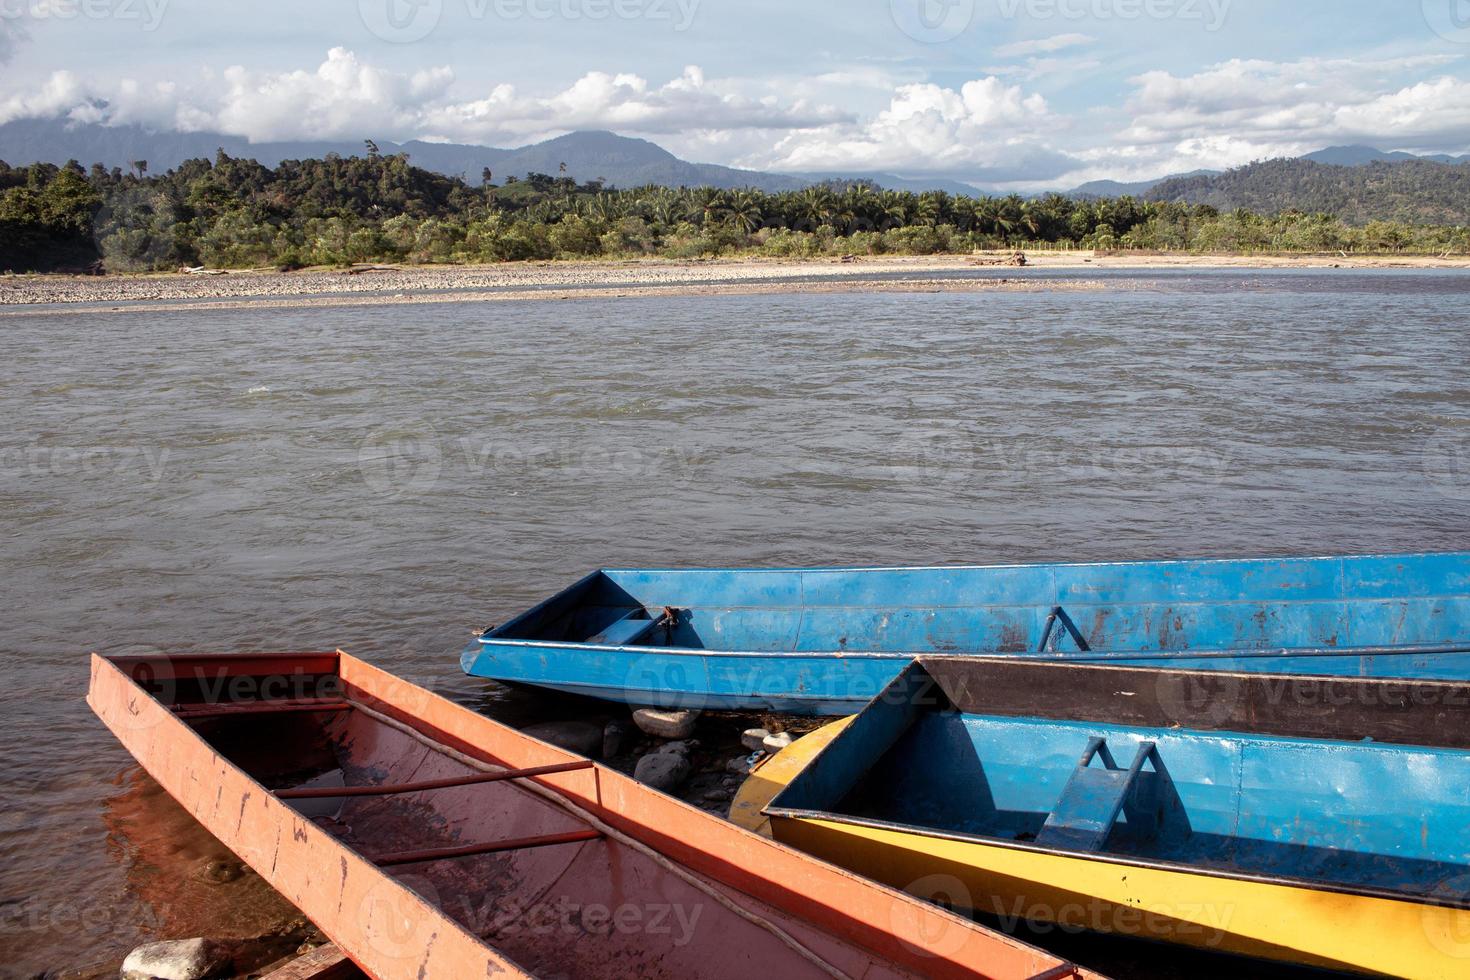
<box><xmin>4</xmin><ymin>118</ymin><xmax>1465</xmax><ymax>199</ymax></box>
<box><xmin>1065</xmin><ymin>170</ymin><xmax>1219</xmax><ymax>199</ymax></box>
<box><xmin>0</xmin><ymin>119</ymin><xmax>983</xmax><ymax>195</ymax></box>
<box><xmin>1304</xmin><ymin>144</ymin><xmax>1470</xmax><ymax>166</ymax></box>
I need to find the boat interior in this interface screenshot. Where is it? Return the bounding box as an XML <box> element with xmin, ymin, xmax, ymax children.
<box><xmin>484</xmin><ymin>554</ymin><xmax>1470</xmax><ymax>655</ymax></box>
<box><xmin>124</xmin><ymin>655</ymin><xmax>941</xmax><ymax>980</ymax></box>
<box><xmin>767</xmin><ymin>659</ymin><xmax>1470</xmax><ymax>904</ymax></box>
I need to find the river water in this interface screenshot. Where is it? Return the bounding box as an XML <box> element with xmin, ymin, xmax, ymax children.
<box><xmin>4</xmin><ymin>269</ymin><xmax>1470</xmax><ymax>976</ymax></box>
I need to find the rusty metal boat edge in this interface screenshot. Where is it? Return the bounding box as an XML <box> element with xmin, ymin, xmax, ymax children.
<box><xmin>88</xmin><ymin>650</ymin><xmax>1095</xmax><ymax>980</ymax></box>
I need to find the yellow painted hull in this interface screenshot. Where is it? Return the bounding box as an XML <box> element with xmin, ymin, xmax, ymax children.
<box><xmin>739</xmin><ymin>721</ymin><xmax>1470</xmax><ymax>979</ymax></box>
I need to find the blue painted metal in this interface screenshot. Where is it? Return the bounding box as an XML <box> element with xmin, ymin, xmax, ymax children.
<box><xmin>767</xmin><ymin>663</ymin><xmax>1470</xmax><ymax>901</ymax></box>
<box><xmin>460</xmin><ymin>552</ymin><xmax>1470</xmax><ymax>714</ymax></box>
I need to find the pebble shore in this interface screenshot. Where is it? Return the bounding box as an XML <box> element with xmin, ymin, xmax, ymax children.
<box><xmin>0</xmin><ymin>256</ymin><xmax>1101</xmax><ymax>313</ymax></box>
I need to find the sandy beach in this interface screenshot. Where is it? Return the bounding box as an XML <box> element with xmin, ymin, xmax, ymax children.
<box><xmin>3</xmin><ymin>251</ymin><xmax>1465</xmax><ymax>316</ymax></box>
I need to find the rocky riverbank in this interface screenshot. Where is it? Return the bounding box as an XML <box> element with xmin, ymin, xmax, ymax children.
<box><xmin>4</xmin><ymin>252</ymin><xmax>1466</xmax><ymax>314</ymax></box>
<box><xmin>0</xmin><ymin>255</ymin><xmax>1115</xmax><ymax>316</ymax></box>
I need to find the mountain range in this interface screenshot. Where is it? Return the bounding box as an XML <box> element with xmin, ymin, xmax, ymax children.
<box><xmin>0</xmin><ymin>119</ymin><xmax>979</xmax><ymax>196</ymax></box>
<box><xmin>2</xmin><ymin>118</ymin><xmax>1468</xmax><ymax>222</ymax></box>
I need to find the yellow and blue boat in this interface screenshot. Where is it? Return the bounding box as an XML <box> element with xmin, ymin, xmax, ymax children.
<box><xmin>462</xmin><ymin>552</ymin><xmax>1470</xmax><ymax>714</ymax></box>
<box><xmin>739</xmin><ymin>657</ymin><xmax>1470</xmax><ymax>978</ymax></box>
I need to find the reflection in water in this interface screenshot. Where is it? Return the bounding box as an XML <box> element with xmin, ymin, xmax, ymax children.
<box><xmin>100</xmin><ymin>768</ymin><xmax>301</xmax><ymax>944</ymax></box>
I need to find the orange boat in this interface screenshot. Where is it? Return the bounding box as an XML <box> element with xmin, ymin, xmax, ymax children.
<box><xmin>88</xmin><ymin>651</ymin><xmax>1094</xmax><ymax>980</ymax></box>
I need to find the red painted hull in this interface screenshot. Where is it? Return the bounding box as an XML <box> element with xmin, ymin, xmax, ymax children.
<box><xmin>88</xmin><ymin>651</ymin><xmax>1094</xmax><ymax>980</ymax></box>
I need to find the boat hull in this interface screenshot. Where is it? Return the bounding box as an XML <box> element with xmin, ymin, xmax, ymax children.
<box><xmin>769</xmin><ymin>814</ymin><xmax>1470</xmax><ymax>979</ymax></box>
<box><xmin>90</xmin><ymin>651</ymin><xmax>1087</xmax><ymax>980</ymax></box>
<box><xmin>741</xmin><ymin>659</ymin><xmax>1470</xmax><ymax>977</ymax></box>
<box><xmin>464</xmin><ymin>553</ymin><xmax>1470</xmax><ymax>714</ymax></box>
<box><xmin>461</xmin><ymin>641</ymin><xmax>1470</xmax><ymax>715</ymax></box>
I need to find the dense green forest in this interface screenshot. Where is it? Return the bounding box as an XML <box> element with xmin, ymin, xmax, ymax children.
<box><xmin>2</xmin><ymin>151</ymin><xmax>1467</xmax><ymax>273</ymax></box>
<box><xmin>1148</xmin><ymin>159</ymin><xmax>1470</xmax><ymax>226</ymax></box>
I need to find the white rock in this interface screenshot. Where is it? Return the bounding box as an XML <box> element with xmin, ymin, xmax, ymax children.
<box><xmin>634</xmin><ymin>751</ymin><xmax>691</xmax><ymax>790</ymax></box>
<box><xmin>740</xmin><ymin>728</ymin><xmax>772</xmax><ymax>751</ymax></box>
<box><xmin>121</xmin><ymin>938</ymin><xmax>235</xmax><ymax>980</ymax></box>
<box><xmin>632</xmin><ymin>708</ymin><xmax>700</xmax><ymax>740</ymax></box>
<box><xmin>763</xmin><ymin>732</ymin><xmax>794</xmax><ymax>753</ymax></box>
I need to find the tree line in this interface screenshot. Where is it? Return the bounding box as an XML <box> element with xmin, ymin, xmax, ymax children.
<box><xmin>2</xmin><ymin>150</ymin><xmax>1467</xmax><ymax>273</ymax></box>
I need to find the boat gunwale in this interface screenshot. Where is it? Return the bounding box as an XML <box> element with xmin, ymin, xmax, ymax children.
<box><xmin>592</xmin><ymin>549</ymin><xmax>1470</xmax><ymax>576</ymax></box>
<box><xmin>472</xmin><ymin>635</ymin><xmax>1470</xmax><ymax>661</ymax></box>
<box><xmin>761</xmin><ymin>804</ymin><xmax>1470</xmax><ymax>913</ymax></box>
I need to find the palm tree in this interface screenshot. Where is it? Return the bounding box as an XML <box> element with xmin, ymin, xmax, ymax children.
<box><xmin>796</xmin><ymin>186</ymin><xmax>835</xmax><ymax>229</ymax></box>
<box><xmin>725</xmin><ymin>190</ymin><xmax>764</xmax><ymax>234</ymax></box>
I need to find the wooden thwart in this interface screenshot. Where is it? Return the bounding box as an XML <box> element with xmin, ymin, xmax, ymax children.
<box><xmin>261</xmin><ymin>943</ymin><xmax>361</xmax><ymax>980</ymax></box>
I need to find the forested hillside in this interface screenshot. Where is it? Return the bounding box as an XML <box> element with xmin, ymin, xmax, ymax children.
<box><xmin>1148</xmin><ymin>159</ymin><xmax>1470</xmax><ymax>225</ymax></box>
<box><xmin>2</xmin><ymin>150</ymin><xmax>1467</xmax><ymax>273</ymax></box>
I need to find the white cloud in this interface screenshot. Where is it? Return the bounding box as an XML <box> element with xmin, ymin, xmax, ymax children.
<box><xmin>0</xmin><ymin>69</ymin><xmax>89</xmax><ymax>125</ymax></box>
<box><xmin>0</xmin><ymin>50</ymin><xmax>850</xmax><ymax>147</ymax></box>
<box><xmin>756</xmin><ymin>77</ymin><xmax>1061</xmax><ymax>179</ymax></box>
<box><xmin>1064</xmin><ymin>55</ymin><xmax>1470</xmax><ymax>183</ymax></box>
<box><xmin>3</xmin><ymin>45</ymin><xmax>1470</xmax><ymax>190</ymax></box>
<box><xmin>993</xmin><ymin>33</ymin><xmax>1094</xmax><ymax>58</ymax></box>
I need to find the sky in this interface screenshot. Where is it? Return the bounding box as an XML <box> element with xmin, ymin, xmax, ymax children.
<box><xmin>2</xmin><ymin>0</ymin><xmax>1469</xmax><ymax>189</ymax></box>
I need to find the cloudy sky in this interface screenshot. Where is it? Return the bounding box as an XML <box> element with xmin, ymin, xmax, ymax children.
<box><xmin>2</xmin><ymin>0</ymin><xmax>1469</xmax><ymax>189</ymax></box>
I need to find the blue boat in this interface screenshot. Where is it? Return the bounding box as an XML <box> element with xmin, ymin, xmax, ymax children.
<box><xmin>460</xmin><ymin>551</ymin><xmax>1470</xmax><ymax>714</ymax></box>
<box><xmin>752</xmin><ymin>657</ymin><xmax>1470</xmax><ymax>975</ymax></box>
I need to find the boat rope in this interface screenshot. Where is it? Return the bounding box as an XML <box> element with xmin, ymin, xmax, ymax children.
<box><xmin>348</xmin><ymin>700</ymin><xmax>856</xmax><ymax>980</ymax></box>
